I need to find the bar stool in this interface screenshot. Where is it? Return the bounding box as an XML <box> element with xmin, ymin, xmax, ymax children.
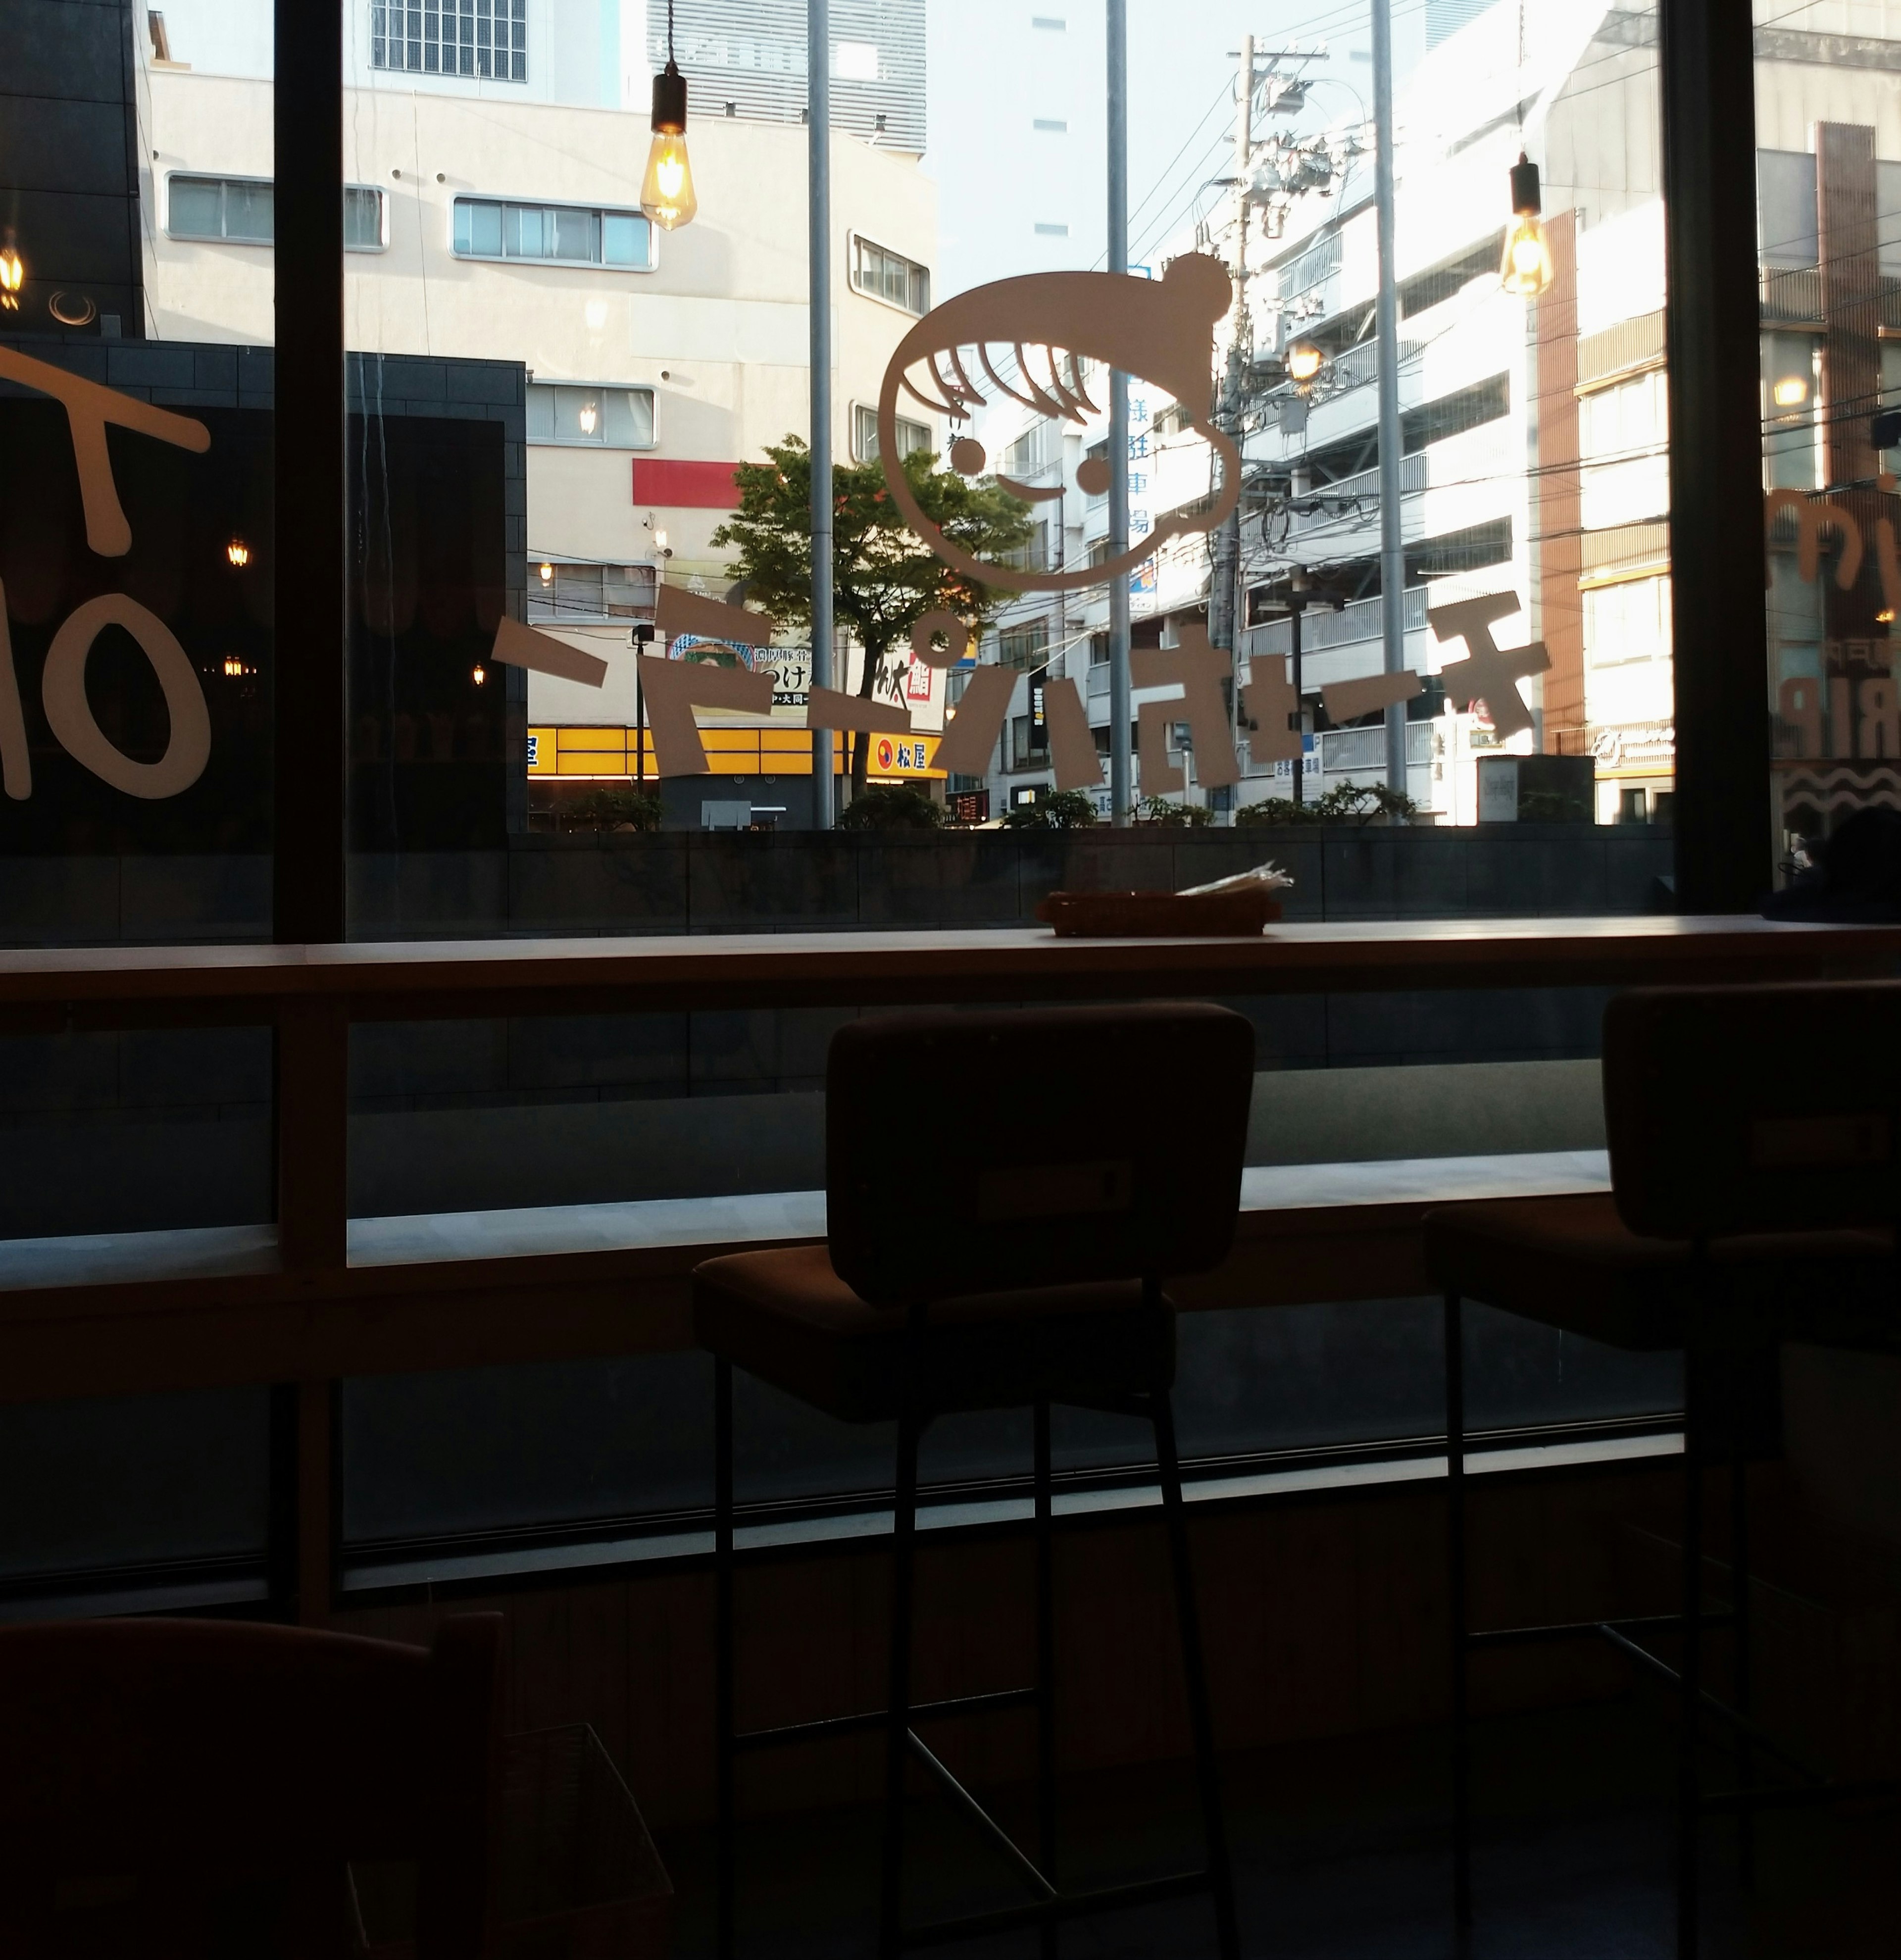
<box><xmin>1429</xmin><ymin>980</ymin><xmax>1901</xmax><ymax>1958</ymax></box>
<box><xmin>694</xmin><ymin>1003</ymin><xmax>1252</xmax><ymax>1960</ymax></box>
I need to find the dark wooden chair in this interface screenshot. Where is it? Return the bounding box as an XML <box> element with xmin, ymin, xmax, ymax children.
<box><xmin>0</xmin><ymin>1613</ymin><xmax>502</xmax><ymax>1957</ymax></box>
<box><xmin>1428</xmin><ymin>981</ymin><xmax>1901</xmax><ymax>1959</ymax></box>
<box><xmin>695</xmin><ymin>1002</ymin><xmax>1253</xmax><ymax>1960</ymax></box>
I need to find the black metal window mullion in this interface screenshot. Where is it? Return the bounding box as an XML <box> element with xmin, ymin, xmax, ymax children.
<box><xmin>1660</xmin><ymin>0</ymin><xmax>1770</xmax><ymax>909</ymax></box>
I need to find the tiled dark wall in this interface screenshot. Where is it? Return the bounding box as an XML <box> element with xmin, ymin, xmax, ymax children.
<box><xmin>0</xmin><ymin>0</ymin><xmax>143</xmax><ymax>337</ymax></box>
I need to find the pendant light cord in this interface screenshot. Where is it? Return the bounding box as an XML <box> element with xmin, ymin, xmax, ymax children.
<box><xmin>667</xmin><ymin>0</ymin><xmax>676</xmax><ymax>65</ymax></box>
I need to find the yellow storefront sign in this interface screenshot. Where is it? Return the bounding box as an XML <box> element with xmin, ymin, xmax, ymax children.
<box><xmin>527</xmin><ymin>726</ymin><xmax>943</xmax><ymax>780</ymax></box>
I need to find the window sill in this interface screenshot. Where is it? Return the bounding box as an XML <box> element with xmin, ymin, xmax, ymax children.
<box><xmin>337</xmin><ymin>1420</ymin><xmax>1682</xmax><ymax>1601</ymax></box>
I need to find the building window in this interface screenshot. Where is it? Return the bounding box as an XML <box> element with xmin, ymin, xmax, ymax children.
<box><xmin>452</xmin><ymin>198</ymin><xmax>653</xmax><ymax>270</ymax></box>
<box><xmin>372</xmin><ymin>0</ymin><xmax>526</xmax><ymax>81</ymax></box>
<box><xmin>997</xmin><ymin>618</ymin><xmax>1049</xmax><ymax>671</ymax></box>
<box><xmin>528</xmin><ymin>383</ymin><xmax>656</xmax><ymax>448</ymax></box>
<box><xmin>850</xmin><ymin>236</ymin><xmax>930</xmax><ymax>315</ymax></box>
<box><xmin>1584</xmin><ymin>574</ymin><xmax>1672</xmax><ymax>668</ymax></box>
<box><xmin>1033</xmin><ymin>118</ymin><xmax>1068</xmax><ymax>132</ymax></box>
<box><xmin>346</xmin><ymin>186</ymin><xmax>387</xmax><ymax>250</ymax></box>
<box><xmin>167</xmin><ymin>176</ymin><xmax>386</xmax><ymax>251</ymax></box>
<box><xmin>852</xmin><ymin>404</ymin><xmax>931</xmax><ymax>462</ymax></box>
<box><xmin>1034</xmin><ymin>222</ymin><xmax>1069</xmax><ymax>237</ymax></box>
<box><xmin>526</xmin><ymin>561</ymin><xmax>658</xmax><ymax>625</ymax></box>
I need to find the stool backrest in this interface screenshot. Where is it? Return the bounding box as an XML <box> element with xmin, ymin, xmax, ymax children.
<box><xmin>1603</xmin><ymin>981</ymin><xmax>1901</xmax><ymax>1239</ymax></box>
<box><xmin>0</xmin><ymin>1612</ymin><xmax>502</xmax><ymax>1956</ymax></box>
<box><xmin>827</xmin><ymin>1003</ymin><xmax>1254</xmax><ymax>1307</ymax></box>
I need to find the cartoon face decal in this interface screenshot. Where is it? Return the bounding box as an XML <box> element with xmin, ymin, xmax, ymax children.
<box><xmin>876</xmin><ymin>253</ymin><xmax>1240</xmax><ymax>595</ymax></box>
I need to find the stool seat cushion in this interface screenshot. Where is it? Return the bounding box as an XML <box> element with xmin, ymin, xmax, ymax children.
<box><xmin>693</xmin><ymin>1245</ymin><xmax>1173</xmax><ymax>1423</ymax></box>
<box><xmin>1427</xmin><ymin>1193</ymin><xmax>1893</xmax><ymax>1352</ymax></box>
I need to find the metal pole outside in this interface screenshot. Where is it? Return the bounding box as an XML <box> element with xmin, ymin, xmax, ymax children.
<box><xmin>1372</xmin><ymin>0</ymin><xmax>1407</xmax><ymax>796</ymax></box>
<box><xmin>808</xmin><ymin>0</ymin><xmax>835</xmax><ymax>828</ymax></box>
<box><xmin>1289</xmin><ymin>590</ymin><xmax>1305</xmax><ymax>809</ymax></box>
<box><xmin>1107</xmin><ymin>0</ymin><xmax>1132</xmax><ymax>823</ymax></box>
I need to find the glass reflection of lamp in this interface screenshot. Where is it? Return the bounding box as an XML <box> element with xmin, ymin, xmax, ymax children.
<box><xmin>1286</xmin><ymin>341</ymin><xmax>1325</xmax><ymax>388</ymax></box>
<box><xmin>1500</xmin><ymin>153</ymin><xmax>1554</xmax><ymax>300</ymax></box>
<box><xmin>223</xmin><ymin>655</ymin><xmax>245</xmax><ymax>678</ymax></box>
<box><xmin>227</xmin><ymin>537</ymin><xmax>250</xmax><ymax>568</ymax></box>
<box><xmin>578</xmin><ymin>402</ymin><xmax>599</xmax><ymax>436</ymax></box>
<box><xmin>641</xmin><ymin>5</ymin><xmax>697</xmax><ymax>232</ymax></box>
<box><xmin>472</xmin><ymin>663</ymin><xmax>487</xmax><ymax>686</ymax></box>
<box><xmin>539</xmin><ymin>561</ymin><xmax>554</xmax><ymax>585</ymax></box>
<box><xmin>0</xmin><ymin>238</ymin><xmax>23</xmax><ymax>312</ymax></box>
<box><xmin>1772</xmin><ymin>375</ymin><xmax>1809</xmax><ymax>408</ymax></box>
<box><xmin>654</xmin><ymin>528</ymin><xmax>672</xmax><ymax>561</ymax></box>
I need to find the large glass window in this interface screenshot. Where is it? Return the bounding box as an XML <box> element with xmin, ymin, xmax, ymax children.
<box><xmin>1756</xmin><ymin>8</ymin><xmax>1901</xmax><ymax>871</ymax></box>
<box><xmin>0</xmin><ymin>0</ymin><xmax>1773</xmax><ymax>1613</ymax></box>
<box><xmin>0</xmin><ymin>0</ymin><xmax>279</xmax><ymax>1606</ymax></box>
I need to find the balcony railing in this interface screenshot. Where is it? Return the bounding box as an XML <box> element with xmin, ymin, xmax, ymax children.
<box><xmin>1243</xmin><ymin>585</ymin><xmax>1430</xmax><ymax>659</ymax></box>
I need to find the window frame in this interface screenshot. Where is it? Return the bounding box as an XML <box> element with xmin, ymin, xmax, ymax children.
<box><xmin>847</xmin><ymin>231</ymin><xmax>932</xmax><ymax>317</ymax></box>
<box><xmin>451</xmin><ymin>196</ymin><xmax>657</xmax><ymax>273</ymax></box>
<box><xmin>526</xmin><ymin>380</ymin><xmax>660</xmax><ymax>451</ymax></box>
<box><xmin>165</xmin><ymin>172</ymin><xmax>388</xmax><ymax>252</ymax></box>
<box><xmin>850</xmin><ymin>402</ymin><xmax>931</xmax><ymax>463</ymax></box>
<box><xmin>370</xmin><ymin>0</ymin><xmax>528</xmax><ymax>83</ymax></box>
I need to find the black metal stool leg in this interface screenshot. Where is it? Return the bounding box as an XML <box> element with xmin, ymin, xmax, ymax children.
<box><xmin>1445</xmin><ymin>1291</ymin><xmax>1472</xmax><ymax>1938</ymax></box>
<box><xmin>879</xmin><ymin>1407</ymin><xmax>921</xmax><ymax>1960</ymax></box>
<box><xmin>1732</xmin><ymin>1452</ymin><xmax>1754</xmax><ymax>1889</ymax></box>
<box><xmin>1151</xmin><ymin>1373</ymin><xmax>1241</xmax><ymax>1960</ymax></box>
<box><xmin>1679</xmin><ymin>1298</ymin><xmax>1704</xmax><ymax>1960</ymax></box>
<box><xmin>1034</xmin><ymin>1397</ymin><xmax>1058</xmax><ymax>1960</ymax></box>
<box><xmin>715</xmin><ymin>1357</ymin><xmax>736</xmax><ymax>1960</ymax></box>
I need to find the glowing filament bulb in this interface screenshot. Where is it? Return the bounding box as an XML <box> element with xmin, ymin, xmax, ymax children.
<box><xmin>642</xmin><ymin>130</ymin><xmax>697</xmax><ymax>232</ymax></box>
<box><xmin>641</xmin><ymin>60</ymin><xmax>697</xmax><ymax>231</ymax></box>
<box><xmin>226</xmin><ymin>537</ymin><xmax>250</xmax><ymax>568</ymax></box>
<box><xmin>472</xmin><ymin>663</ymin><xmax>487</xmax><ymax>685</ymax></box>
<box><xmin>1500</xmin><ymin>154</ymin><xmax>1553</xmax><ymax>300</ymax></box>
<box><xmin>0</xmin><ymin>243</ymin><xmax>22</xmax><ymax>310</ymax></box>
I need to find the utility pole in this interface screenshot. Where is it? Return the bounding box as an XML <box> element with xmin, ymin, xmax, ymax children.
<box><xmin>1372</xmin><ymin>0</ymin><xmax>1406</xmax><ymax>796</ymax></box>
<box><xmin>1209</xmin><ymin>36</ymin><xmax>1252</xmax><ymax>668</ymax></box>
<box><xmin>808</xmin><ymin>0</ymin><xmax>834</xmax><ymax>828</ymax></box>
<box><xmin>1107</xmin><ymin>0</ymin><xmax>1131</xmax><ymax>824</ymax></box>
<box><xmin>1288</xmin><ymin>567</ymin><xmax>1309</xmax><ymax>808</ymax></box>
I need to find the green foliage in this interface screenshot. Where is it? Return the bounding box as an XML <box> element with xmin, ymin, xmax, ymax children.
<box><xmin>836</xmin><ymin>783</ymin><xmax>945</xmax><ymax>831</ymax></box>
<box><xmin>1235</xmin><ymin>782</ymin><xmax>1418</xmax><ymax>826</ymax></box>
<box><xmin>710</xmin><ymin>437</ymin><xmax>1035</xmax><ymax>787</ymax></box>
<box><xmin>566</xmin><ymin>786</ymin><xmax>663</xmax><ymax>831</ymax></box>
<box><xmin>1132</xmin><ymin>796</ymin><xmax>1214</xmax><ymax>827</ymax></box>
<box><xmin>1002</xmin><ymin>788</ymin><xmax>1099</xmax><ymax>830</ymax></box>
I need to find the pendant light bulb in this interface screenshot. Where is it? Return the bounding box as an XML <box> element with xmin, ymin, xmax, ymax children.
<box><xmin>0</xmin><ymin>239</ymin><xmax>23</xmax><ymax>311</ymax></box>
<box><xmin>1500</xmin><ymin>152</ymin><xmax>1552</xmax><ymax>300</ymax></box>
<box><xmin>642</xmin><ymin>61</ymin><xmax>697</xmax><ymax>232</ymax></box>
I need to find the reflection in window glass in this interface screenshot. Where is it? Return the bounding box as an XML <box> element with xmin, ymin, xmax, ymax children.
<box><xmin>527</xmin><ymin>383</ymin><xmax>656</xmax><ymax>448</ymax></box>
<box><xmin>1758</xmin><ymin>8</ymin><xmax>1901</xmax><ymax>876</ymax></box>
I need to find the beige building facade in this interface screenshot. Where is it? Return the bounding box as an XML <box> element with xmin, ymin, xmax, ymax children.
<box><xmin>135</xmin><ymin>15</ymin><xmax>939</xmax><ymax>768</ymax></box>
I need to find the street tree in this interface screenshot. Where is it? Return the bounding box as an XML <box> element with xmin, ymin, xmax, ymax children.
<box><xmin>711</xmin><ymin>436</ymin><xmax>1033</xmax><ymax>792</ymax></box>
